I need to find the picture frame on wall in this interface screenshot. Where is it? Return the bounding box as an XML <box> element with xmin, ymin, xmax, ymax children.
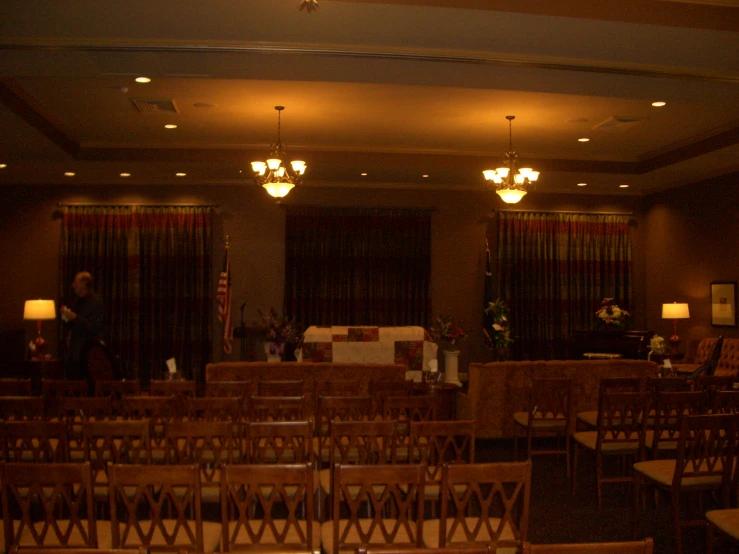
<box><xmin>711</xmin><ymin>281</ymin><xmax>737</xmax><ymax>327</ymax></box>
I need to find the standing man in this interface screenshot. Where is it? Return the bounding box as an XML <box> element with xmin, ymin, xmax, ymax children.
<box><xmin>62</xmin><ymin>271</ymin><xmax>104</xmax><ymax>381</ymax></box>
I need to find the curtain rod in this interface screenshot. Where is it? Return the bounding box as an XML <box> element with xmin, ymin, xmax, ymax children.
<box><xmin>57</xmin><ymin>202</ymin><xmax>219</xmax><ymax>208</ymax></box>
<box><xmin>495</xmin><ymin>209</ymin><xmax>633</xmax><ymax>216</ymax></box>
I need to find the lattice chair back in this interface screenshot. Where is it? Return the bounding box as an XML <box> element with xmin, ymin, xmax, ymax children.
<box><xmin>429</xmin><ymin>461</ymin><xmax>533</xmax><ymax>551</ymax></box>
<box><xmin>248</xmin><ymin>395</ymin><xmax>306</xmax><ymax>422</ymax></box>
<box><xmin>410</xmin><ymin>420</ymin><xmax>476</xmax><ymax>482</ymax></box>
<box><xmin>595</xmin><ymin>392</ymin><xmax>650</xmax><ymax>452</ymax></box>
<box><xmin>323</xmin><ymin>463</ymin><xmax>425</xmax><ymax>554</ymax></box>
<box><xmin>1</xmin><ymin>420</ymin><xmax>69</xmax><ymax>463</ymax></box>
<box><xmin>646</xmin><ymin>391</ymin><xmax>708</xmax><ymax>459</ymax></box>
<box><xmin>710</xmin><ymin>390</ymin><xmax>739</xmax><ymax>414</ymax></box>
<box><xmin>0</xmin><ymin>397</ymin><xmax>45</xmax><ymax>421</ymax></box>
<box><xmin>245</xmin><ymin>420</ymin><xmax>313</xmax><ymax>464</ymax></box>
<box><xmin>315</xmin><ymin>396</ymin><xmax>373</xmax><ymax>464</ymax></box>
<box><xmin>185</xmin><ymin>396</ymin><xmax>242</xmax><ymax>422</ymax></box>
<box><xmin>56</xmin><ymin>396</ymin><xmax>114</xmax><ymax>460</ymax></box>
<box><xmin>257</xmin><ymin>380</ymin><xmax>305</xmax><ymax>397</ymax></box>
<box><xmin>221</xmin><ymin>463</ymin><xmax>318</xmax><ymax>552</ymax></box>
<box><xmin>1</xmin><ymin>462</ymin><xmax>98</xmax><ymax>549</ymax></box>
<box><xmin>674</xmin><ymin>413</ymin><xmax>737</xmax><ymax>491</ymax></box>
<box><xmin>0</xmin><ymin>378</ymin><xmax>31</xmax><ymax>396</ymax></box>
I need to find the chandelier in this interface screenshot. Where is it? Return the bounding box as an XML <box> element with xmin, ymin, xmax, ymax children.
<box><xmin>251</xmin><ymin>106</ymin><xmax>306</xmax><ymax>201</ymax></box>
<box><xmin>483</xmin><ymin>115</ymin><xmax>539</xmax><ymax>204</ymax></box>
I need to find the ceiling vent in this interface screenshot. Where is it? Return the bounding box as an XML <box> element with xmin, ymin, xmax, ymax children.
<box><xmin>593</xmin><ymin>116</ymin><xmax>645</xmax><ymax>131</ymax></box>
<box><xmin>130</xmin><ymin>98</ymin><xmax>178</xmax><ymax>113</ymax></box>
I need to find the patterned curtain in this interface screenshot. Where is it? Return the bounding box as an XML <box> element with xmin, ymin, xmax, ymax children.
<box><xmin>284</xmin><ymin>206</ymin><xmax>432</xmax><ymax>327</ymax></box>
<box><xmin>496</xmin><ymin>212</ymin><xmax>632</xmax><ymax>360</ymax></box>
<box><xmin>60</xmin><ymin>206</ymin><xmax>213</xmax><ymax>382</ymax></box>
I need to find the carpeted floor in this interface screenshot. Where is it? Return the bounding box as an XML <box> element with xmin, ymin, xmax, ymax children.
<box><xmin>475</xmin><ymin>438</ymin><xmax>715</xmax><ymax>554</ymax></box>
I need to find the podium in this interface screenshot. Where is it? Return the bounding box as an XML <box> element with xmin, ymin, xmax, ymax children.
<box><xmin>233</xmin><ymin>325</ymin><xmax>268</xmax><ymax>361</ymax></box>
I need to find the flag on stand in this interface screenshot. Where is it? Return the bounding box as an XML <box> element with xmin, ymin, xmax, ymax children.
<box><xmin>217</xmin><ymin>244</ymin><xmax>233</xmax><ymax>354</ymax></box>
<box><xmin>483</xmin><ymin>239</ymin><xmax>494</xmax><ymax>329</ymax></box>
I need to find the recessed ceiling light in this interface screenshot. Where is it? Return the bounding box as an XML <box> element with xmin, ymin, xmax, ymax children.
<box><xmin>0</xmin><ymin>163</ymin><xmax>6</xmax><ymax>169</ymax></box>
<box><xmin>619</xmin><ymin>184</ymin><xmax>629</xmax><ymax>188</ymax></box>
<box><xmin>120</xmin><ymin>173</ymin><xmax>131</xmax><ymax>177</ymax></box>
<box><xmin>361</xmin><ymin>173</ymin><xmax>368</xmax><ymax>176</ymax></box>
<box><xmin>422</xmin><ymin>174</ymin><xmax>429</xmax><ymax>178</ymax></box>
<box><xmin>578</xmin><ymin>137</ymin><xmax>590</xmax><ymax>142</ymax></box>
<box><xmin>175</xmin><ymin>173</ymin><xmax>187</xmax><ymax>177</ymax></box>
<box><xmin>651</xmin><ymin>101</ymin><xmax>666</xmax><ymax>107</ymax></box>
<box><xmin>64</xmin><ymin>172</ymin><xmax>75</xmax><ymax>177</ymax></box>
<box><xmin>135</xmin><ymin>77</ymin><xmax>151</xmax><ymax>83</ymax></box>
<box><xmin>164</xmin><ymin>124</ymin><xmax>177</xmax><ymax>129</ymax></box>
<box><xmin>577</xmin><ymin>183</ymin><xmax>588</xmax><ymax>187</ymax></box>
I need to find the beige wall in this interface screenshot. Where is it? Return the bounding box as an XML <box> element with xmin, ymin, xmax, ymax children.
<box><xmin>1</xmin><ymin>183</ymin><xmax>648</xmax><ymax>374</ymax></box>
<box><xmin>643</xmin><ymin>173</ymin><xmax>739</xmax><ymax>346</ymax></box>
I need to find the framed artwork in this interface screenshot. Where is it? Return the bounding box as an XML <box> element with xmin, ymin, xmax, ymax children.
<box><xmin>711</xmin><ymin>281</ymin><xmax>737</xmax><ymax>327</ymax></box>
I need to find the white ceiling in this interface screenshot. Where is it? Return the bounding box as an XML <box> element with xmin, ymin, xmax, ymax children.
<box><xmin>0</xmin><ymin>0</ymin><xmax>737</xmax><ymax>196</ymax></box>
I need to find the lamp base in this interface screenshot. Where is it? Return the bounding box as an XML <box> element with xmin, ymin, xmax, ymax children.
<box><xmin>668</xmin><ymin>333</ymin><xmax>681</xmax><ymax>353</ymax></box>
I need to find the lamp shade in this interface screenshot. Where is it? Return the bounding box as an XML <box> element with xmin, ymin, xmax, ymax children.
<box><xmin>23</xmin><ymin>299</ymin><xmax>57</xmax><ymax>320</ymax></box>
<box><xmin>662</xmin><ymin>302</ymin><xmax>690</xmax><ymax>319</ymax></box>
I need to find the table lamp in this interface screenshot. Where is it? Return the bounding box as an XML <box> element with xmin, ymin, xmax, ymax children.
<box><xmin>662</xmin><ymin>302</ymin><xmax>690</xmax><ymax>352</ymax></box>
<box><xmin>23</xmin><ymin>299</ymin><xmax>57</xmax><ymax>359</ymax></box>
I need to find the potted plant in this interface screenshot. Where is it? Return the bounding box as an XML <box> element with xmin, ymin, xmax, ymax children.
<box><xmin>257</xmin><ymin>307</ymin><xmax>301</xmax><ymax>361</ymax></box>
<box><xmin>484</xmin><ymin>298</ymin><xmax>514</xmax><ymax>360</ymax></box>
<box><xmin>427</xmin><ymin>315</ymin><xmax>469</xmax><ymax>386</ymax></box>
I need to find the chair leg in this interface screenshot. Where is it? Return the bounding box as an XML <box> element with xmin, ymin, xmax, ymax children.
<box><xmin>706</xmin><ymin>520</ymin><xmax>715</xmax><ymax>554</ymax></box>
<box><xmin>596</xmin><ymin>456</ymin><xmax>603</xmax><ymax>509</ymax></box>
<box><xmin>671</xmin><ymin>489</ymin><xmax>684</xmax><ymax>554</ymax></box>
<box><xmin>632</xmin><ymin>472</ymin><xmax>642</xmax><ymax>539</ymax></box>
<box><xmin>513</xmin><ymin>424</ymin><xmax>519</xmax><ymax>461</ymax></box>
<box><xmin>564</xmin><ymin>433</ymin><xmax>571</xmax><ymax>478</ymax></box>
<box><xmin>571</xmin><ymin>443</ymin><xmax>579</xmax><ymax>495</ymax></box>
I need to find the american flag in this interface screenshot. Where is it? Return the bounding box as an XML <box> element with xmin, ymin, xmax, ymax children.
<box><xmin>217</xmin><ymin>244</ymin><xmax>233</xmax><ymax>354</ymax></box>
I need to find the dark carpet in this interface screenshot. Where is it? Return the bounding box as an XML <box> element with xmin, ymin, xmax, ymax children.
<box><xmin>476</xmin><ymin>438</ymin><xmax>714</xmax><ymax>554</ymax></box>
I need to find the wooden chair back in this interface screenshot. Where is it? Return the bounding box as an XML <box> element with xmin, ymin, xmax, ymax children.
<box><xmin>315</xmin><ymin>379</ymin><xmax>362</xmax><ymax>400</ymax></box>
<box><xmin>369</xmin><ymin>379</ymin><xmax>414</xmax><ymax>417</ymax></box>
<box><xmin>0</xmin><ymin>378</ymin><xmax>32</xmax><ymax>396</ymax></box>
<box><xmin>646</xmin><ymin>377</ymin><xmax>691</xmax><ymax>395</ymax></box>
<box><xmin>521</xmin><ymin>538</ymin><xmax>655</xmax><ymax>553</ymax></box>
<box><xmin>695</xmin><ymin>375</ymin><xmax>736</xmax><ymax>392</ymax></box>
<box><xmin>165</xmin><ymin>420</ymin><xmax>238</xmax><ymax>486</ymax></box>
<box><xmin>0</xmin><ymin>396</ymin><xmax>45</xmax><ymax>420</ymax></box>
<box><xmin>357</xmin><ymin>548</ymin><xmax>494</xmax><ymax>554</ymax></box>
<box><xmin>710</xmin><ymin>390</ymin><xmax>739</xmax><ymax>414</ymax></box>
<box><xmin>248</xmin><ymin>395</ymin><xmax>306</xmax><ymax>422</ymax></box>
<box><xmin>83</xmin><ymin>420</ymin><xmax>152</xmax><ymax>487</ymax></box>
<box><xmin>185</xmin><ymin>396</ymin><xmax>242</xmax><ymax>422</ymax></box>
<box><xmin>315</xmin><ymin>395</ymin><xmax>373</xmax><ymax>463</ymax></box>
<box><xmin>245</xmin><ymin>420</ymin><xmax>312</xmax><ymax>464</ymax></box>
<box><xmin>10</xmin><ymin>548</ymin><xmax>149</xmax><ymax>554</ymax></box>
<box><xmin>109</xmin><ymin>463</ymin><xmax>204</xmax><ymax>552</ymax></box>
<box><xmin>205</xmin><ymin>379</ymin><xmax>253</xmax><ymax>398</ymax></box>
<box><xmin>94</xmin><ymin>380</ymin><xmax>141</xmax><ymax>414</ymax></box>
<box><xmin>1</xmin><ymin>462</ymin><xmax>97</xmax><ymax>548</ymax></box>
<box><xmin>645</xmin><ymin>391</ymin><xmax>708</xmax><ymax>458</ymax></box>
<box><xmin>257</xmin><ymin>379</ymin><xmax>305</xmax><ymax>397</ymax></box>
<box><xmin>55</xmin><ymin>396</ymin><xmax>114</xmax><ymax>458</ymax></box>
<box><xmin>382</xmin><ymin>394</ymin><xmax>439</xmax><ymax>429</ymax></box>
<box><xmin>328</xmin><ymin>463</ymin><xmax>425</xmax><ymax>554</ymax></box>
<box><xmin>41</xmin><ymin>379</ymin><xmax>89</xmax><ymax>398</ymax></box>
<box><xmin>221</xmin><ymin>463</ymin><xmax>317</xmax><ymax>553</ymax></box>
<box><xmin>149</xmin><ymin>379</ymin><xmax>197</xmax><ymax>397</ymax></box>
<box><xmin>436</xmin><ymin>461</ymin><xmax>532</xmax><ymax>550</ymax></box>
<box><xmin>409</xmin><ymin>420</ymin><xmax>475</xmax><ymax>481</ymax></box>
<box><xmin>1</xmin><ymin>420</ymin><xmax>69</xmax><ymax>463</ymax></box>
<box><xmin>328</xmin><ymin>419</ymin><xmax>398</xmax><ymax>467</ymax></box>
<box><xmin>595</xmin><ymin>392</ymin><xmax>650</xmax><ymax>453</ymax></box>
<box><xmin>121</xmin><ymin>395</ymin><xmax>180</xmax><ymax>445</ymax></box>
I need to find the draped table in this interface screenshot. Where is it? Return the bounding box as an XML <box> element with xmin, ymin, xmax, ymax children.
<box><xmin>297</xmin><ymin>325</ymin><xmax>438</xmax><ymax>382</ymax></box>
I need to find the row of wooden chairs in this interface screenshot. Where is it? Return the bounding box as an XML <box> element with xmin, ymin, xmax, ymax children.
<box><xmin>0</xmin><ymin>460</ymin><xmax>532</xmax><ymax>554</ymax></box>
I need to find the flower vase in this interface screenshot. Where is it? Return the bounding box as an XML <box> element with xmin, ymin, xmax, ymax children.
<box><xmin>443</xmin><ymin>349</ymin><xmax>462</xmax><ymax>387</ymax></box>
<box><xmin>264</xmin><ymin>341</ymin><xmax>282</xmax><ymax>362</ymax></box>
<box><xmin>267</xmin><ymin>354</ymin><xmax>281</xmax><ymax>363</ymax></box>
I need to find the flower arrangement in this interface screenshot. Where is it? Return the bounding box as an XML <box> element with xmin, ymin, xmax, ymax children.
<box><xmin>427</xmin><ymin>314</ymin><xmax>469</xmax><ymax>351</ymax></box>
<box><xmin>650</xmin><ymin>334</ymin><xmax>667</xmax><ymax>355</ymax></box>
<box><xmin>257</xmin><ymin>307</ymin><xmax>300</xmax><ymax>355</ymax></box>
<box><xmin>484</xmin><ymin>298</ymin><xmax>514</xmax><ymax>351</ymax></box>
<box><xmin>595</xmin><ymin>298</ymin><xmax>631</xmax><ymax>328</ymax></box>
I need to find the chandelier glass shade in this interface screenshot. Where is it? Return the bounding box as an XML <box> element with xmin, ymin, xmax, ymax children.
<box><xmin>483</xmin><ymin>115</ymin><xmax>539</xmax><ymax>204</ymax></box>
<box><xmin>251</xmin><ymin>106</ymin><xmax>305</xmax><ymax>200</ymax></box>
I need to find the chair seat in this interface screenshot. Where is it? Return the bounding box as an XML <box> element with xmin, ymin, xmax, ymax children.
<box><xmin>320</xmin><ymin>518</ymin><xmax>418</xmax><ymax>553</ymax></box>
<box><xmin>707</xmin><ymin>508</ymin><xmax>739</xmax><ymax>540</ymax></box>
<box><xmin>634</xmin><ymin>459</ymin><xmax>726</xmax><ymax>488</ymax></box>
<box><xmin>576</xmin><ymin>411</ymin><xmax>598</xmax><ymax>428</ymax></box>
<box><xmin>644</xmin><ymin>430</ymin><xmax>678</xmax><ymax>452</ymax></box>
<box><xmin>572</xmin><ymin>431</ymin><xmax>640</xmax><ymax>452</ymax></box>
<box><xmin>422</xmin><ymin>517</ymin><xmax>517</xmax><ymax>553</ymax></box>
<box><xmin>229</xmin><ymin>519</ymin><xmax>321</xmax><ymax>550</ymax></box>
<box><xmin>513</xmin><ymin>412</ymin><xmax>567</xmax><ymax>430</ymax></box>
<box><xmin>105</xmin><ymin>519</ymin><xmax>221</xmax><ymax>553</ymax></box>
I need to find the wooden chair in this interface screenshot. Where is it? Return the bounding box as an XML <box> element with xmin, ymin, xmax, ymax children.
<box><xmin>165</xmin><ymin>419</ymin><xmax>238</xmax><ymax>503</ymax></box>
<box><xmin>694</xmin><ymin>375</ymin><xmax>736</xmax><ymax>393</ymax></box>
<box><xmin>108</xmin><ymin>463</ymin><xmax>221</xmax><ymax>553</ymax></box>
<box><xmin>221</xmin><ymin>463</ymin><xmax>319</xmax><ymax>553</ymax></box>
<box><xmin>205</xmin><ymin>379</ymin><xmax>254</xmax><ymax>399</ymax></box>
<box><xmin>513</xmin><ymin>378</ymin><xmax>571</xmax><ymax>475</ymax></box>
<box><xmin>369</xmin><ymin>379</ymin><xmax>414</xmax><ymax>419</ymax></box>
<box><xmin>572</xmin><ymin>391</ymin><xmax>650</xmax><ymax>509</ymax></box>
<box><xmin>94</xmin><ymin>380</ymin><xmax>141</xmax><ymax>415</ymax></box>
<box><xmin>55</xmin><ymin>396</ymin><xmax>114</xmax><ymax>461</ymax></box>
<box><xmin>409</xmin><ymin>419</ymin><xmax>475</xmax><ymax>505</ymax></box>
<box><xmin>319</xmin><ymin>420</ymin><xmax>399</xmax><ymax>521</ymax></box>
<box><xmin>643</xmin><ymin>391</ymin><xmax>708</xmax><ymax>460</ymax></box>
<box><xmin>315</xmin><ymin>379</ymin><xmax>362</xmax><ymax>400</ymax></box>
<box><xmin>321</xmin><ymin>463</ymin><xmax>425</xmax><ymax>554</ymax></box>
<box><xmin>382</xmin><ymin>395</ymin><xmax>438</xmax><ymax>460</ymax></box>
<box><xmin>632</xmin><ymin>413</ymin><xmax>738</xmax><ymax>554</ymax></box>
<box><xmin>1</xmin><ymin>420</ymin><xmax>69</xmax><ymax>463</ymax></box>
<box><xmin>1</xmin><ymin>462</ymin><xmax>98</xmax><ymax>550</ymax></box>
<box><xmin>357</xmin><ymin>548</ymin><xmax>494</xmax><ymax>554</ymax></box>
<box><xmin>0</xmin><ymin>397</ymin><xmax>44</xmax><ymax>421</ymax></box>
<box><xmin>0</xmin><ymin>379</ymin><xmax>31</xmax><ymax>396</ymax></box>
<box><xmin>148</xmin><ymin>379</ymin><xmax>198</xmax><ymax>398</ymax></box>
<box><xmin>315</xmin><ymin>396</ymin><xmax>373</xmax><ymax>464</ymax></box>
<box><xmin>10</xmin><ymin>548</ymin><xmax>148</xmax><ymax>554</ymax></box>
<box><xmin>521</xmin><ymin>538</ymin><xmax>654</xmax><ymax>553</ymax></box>
<box><xmin>248</xmin><ymin>395</ymin><xmax>306</xmax><ymax>422</ymax></box>
<box><xmin>706</xmin><ymin>508</ymin><xmax>739</xmax><ymax>553</ymax></box>
<box><xmin>423</xmin><ymin>461</ymin><xmax>532</xmax><ymax>551</ymax></box>
<box><xmin>576</xmin><ymin>377</ymin><xmax>642</xmax><ymax>430</ymax></box>
<box><xmin>245</xmin><ymin>420</ymin><xmax>313</xmax><ymax>464</ymax></box>
<box><xmin>83</xmin><ymin>420</ymin><xmax>152</xmax><ymax>503</ymax></box>
<box><xmin>185</xmin><ymin>396</ymin><xmax>242</xmax><ymax>422</ymax></box>
<box><xmin>41</xmin><ymin>378</ymin><xmax>89</xmax><ymax>398</ymax></box>
<box><xmin>710</xmin><ymin>390</ymin><xmax>739</xmax><ymax>414</ymax></box>
<box><xmin>257</xmin><ymin>379</ymin><xmax>305</xmax><ymax>397</ymax></box>
<box><xmin>121</xmin><ymin>395</ymin><xmax>180</xmax><ymax>460</ymax></box>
